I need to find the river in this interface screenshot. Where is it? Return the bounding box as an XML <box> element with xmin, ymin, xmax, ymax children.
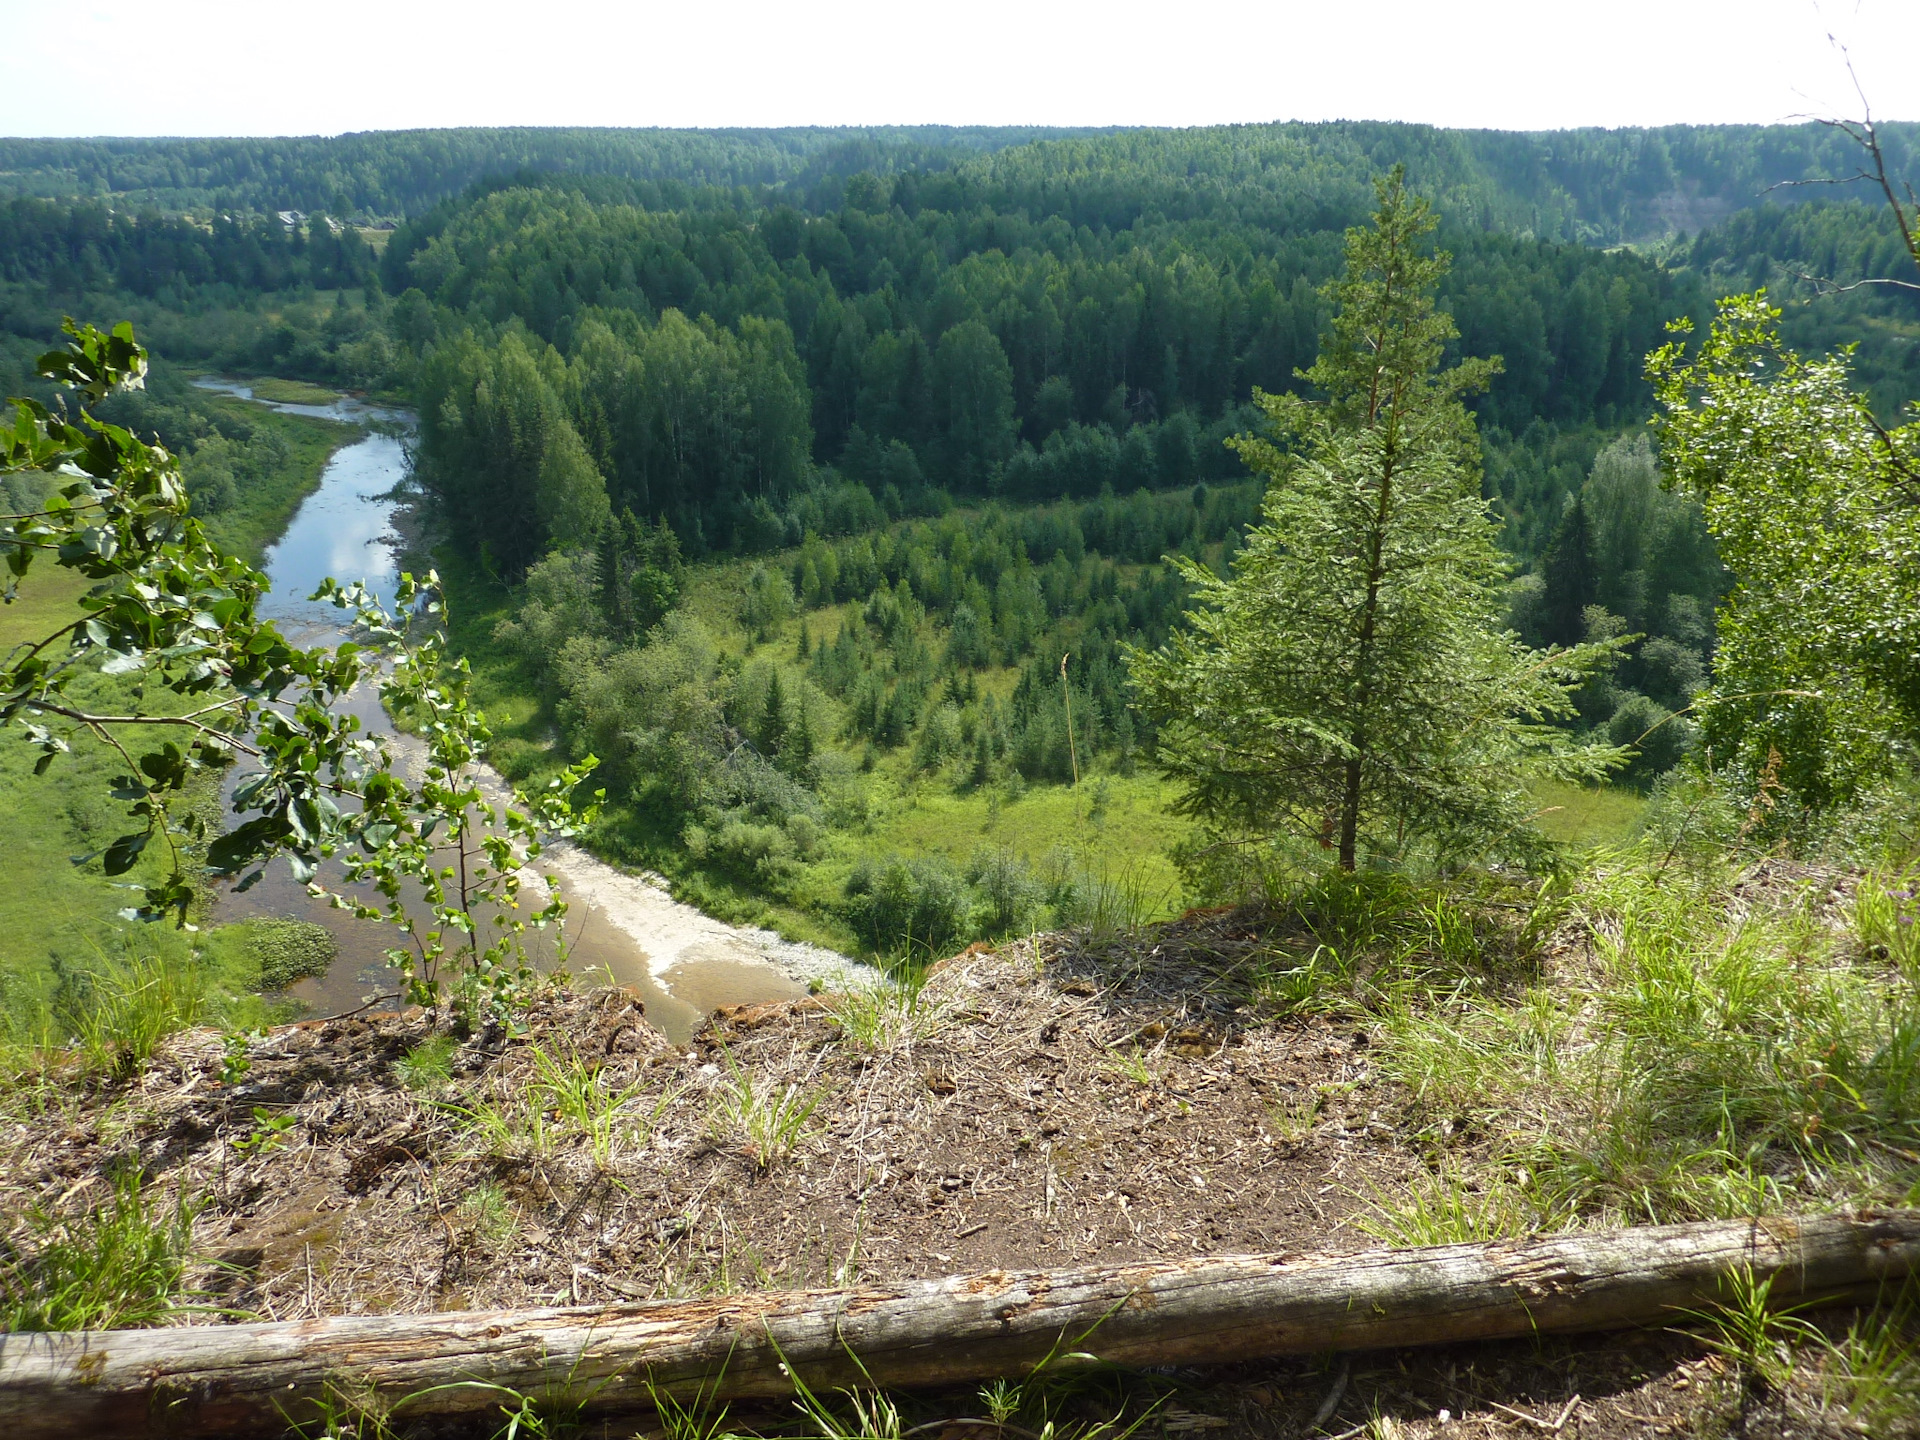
<box><xmin>194</xmin><ymin>379</ymin><xmax>865</xmax><ymax>1042</ymax></box>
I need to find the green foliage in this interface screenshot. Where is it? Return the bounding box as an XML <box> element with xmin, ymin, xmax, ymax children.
<box><xmin>3</xmin><ymin>319</ymin><xmax>597</xmax><ymax>1020</ymax></box>
<box><xmin>1650</xmin><ymin>292</ymin><xmax>1920</xmax><ymax>817</ymax></box>
<box><xmin>396</xmin><ymin>1033</ymin><xmax>460</xmax><ymax>1092</ymax></box>
<box><xmin>391</xmin><ymin>125</ymin><xmax>1728</xmax><ymax>570</ymax></box>
<box><xmin>316</xmin><ymin>572</ymin><xmax>603</xmax><ymax>1016</ymax></box>
<box><xmin>1689</xmin><ymin>1265</ymin><xmax>1827</xmax><ymax>1397</ymax></box>
<box><xmin>1356</xmin><ymin>1166</ymin><xmax>1548</xmax><ymax>1247</ymax></box>
<box><xmin>458</xmin><ymin>1042</ymin><xmax>669</xmax><ymax>1171</ymax></box>
<box><xmin>418</xmin><ymin>310</ymin><xmax>810</xmax><ymax>566</ymax></box>
<box><xmin>414</xmin><ymin>329</ymin><xmax>613</xmax><ymax>572</ymax></box>
<box><xmin>0</xmin><ymin>1171</ymin><xmax>202</xmax><ymax>1331</ymax></box>
<box><xmin>1377</xmin><ymin>850</ymin><xmax>1920</xmax><ymax>1228</ymax></box>
<box><xmin>842</xmin><ymin>855</ymin><xmax>974</xmax><ymax>960</ymax></box>
<box><xmin>0</xmin><ymin>198</ymin><xmax>376</xmax><ymax>295</ymax></box>
<box><xmin>825</xmin><ymin>973</ymin><xmax>945</xmax><ymax>1055</ymax></box>
<box><xmin>231</xmin><ymin>1106</ymin><xmax>297</xmax><ymax>1159</ymax></box>
<box><xmin>0</xmin><ymin>127</ymin><xmax>1092</xmax><ymax>216</ymax></box>
<box><xmin>1681</xmin><ymin>197</ymin><xmax>1920</xmax><ymax>420</ymax></box>
<box><xmin>1134</xmin><ymin>172</ymin><xmax>1622</xmax><ymax>870</ymax></box>
<box><xmin>62</xmin><ymin>947</ymin><xmax>207</xmax><ymax>1077</ymax></box>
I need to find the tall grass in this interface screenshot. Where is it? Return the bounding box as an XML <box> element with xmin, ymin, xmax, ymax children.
<box><xmin>67</xmin><ymin>951</ymin><xmax>209</xmax><ymax>1077</ymax></box>
<box><xmin>1369</xmin><ymin>848</ymin><xmax>1920</xmax><ymax>1238</ymax></box>
<box><xmin>0</xmin><ymin>1172</ymin><xmax>203</xmax><ymax>1330</ymax></box>
<box><xmin>1238</xmin><ymin>866</ymin><xmax>1555</xmax><ymax>1017</ymax></box>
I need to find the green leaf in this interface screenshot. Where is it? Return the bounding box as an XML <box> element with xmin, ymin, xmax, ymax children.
<box><xmin>102</xmin><ymin>831</ymin><xmax>149</xmax><ymax>876</ymax></box>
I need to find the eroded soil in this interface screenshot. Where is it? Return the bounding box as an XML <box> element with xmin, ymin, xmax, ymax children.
<box><xmin>0</xmin><ymin>906</ymin><xmax>1897</xmax><ymax>1438</ymax></box>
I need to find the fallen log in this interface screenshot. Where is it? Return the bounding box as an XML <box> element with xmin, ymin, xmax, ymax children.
<box><xmin>2</xmin><ymin>1210</ymin><xmax>1915</xmax><ymax>1439</ymax></box>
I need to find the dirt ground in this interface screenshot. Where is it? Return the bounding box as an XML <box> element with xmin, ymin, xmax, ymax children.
<box><xmin>0</xmin><ymin>906</ymin><xmax>1895</xmax><ymax>1438</ymax></box>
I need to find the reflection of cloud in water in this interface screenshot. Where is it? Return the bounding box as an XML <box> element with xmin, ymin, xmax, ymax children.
<box><xmin>258</xmin><ymin>435</ymin><xmax>407</xmax><ymax>625</ymax></box>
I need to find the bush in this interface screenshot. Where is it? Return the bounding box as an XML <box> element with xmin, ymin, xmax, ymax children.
<box><xmin>686</xmin><ymin>819</ymin><xmax>800</xmax><ymax>887</ymax></box>
<box><xmin>843</xmin><ymin>856</ymin><xmax>973</xmax><ymax>959</ymax></box>
<box><xmin>1608</xmin><ymin>691</ymin><xmax>1692</xmax><ymax>790</ymax></box>
<box><xmin>197</xmin><ymin>917</ymin><xmax>337</xmax><ymax>992</ymax></box>
<box><xmin>493</xmin><ymin>551</ymin><xmax>605</xmax><ymax>687</ymax></box>
<box><xmin>965</xmin><ymin>848</ymin><xmax>1043</xmax><ymax>936</ymax></box>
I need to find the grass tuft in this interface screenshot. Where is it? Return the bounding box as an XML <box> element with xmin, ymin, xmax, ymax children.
<box><xmin>707</xmin><ymin>1046</ymin><xmax>822</xmax><ymax>1169</ymax></box>
<box><xmin>0</xmin><ymin>1171</ymin><xmax>203</xmax><ymax>1331</ymax></box>
<box><xmin>825</xmin><ymin>973</ymin><xmax>944</xmax><ymax>1056</ymax></box>
<box><xmin>396</xmin><ymin>1033</ymin><xmax>460</xmax><ymax>1092</ymax></box>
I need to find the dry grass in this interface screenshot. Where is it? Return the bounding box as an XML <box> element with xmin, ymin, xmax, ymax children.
<box><xmin>2</xmin><ymin>885</ymin><xmax>1915</xmax><ymax>1438</ymax></box>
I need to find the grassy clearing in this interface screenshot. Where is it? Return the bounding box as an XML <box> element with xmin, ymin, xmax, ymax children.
<box><xmin>432</xmin><ymin>545</ymin><xmax>544</xmax><ymax>745</ymax></box>
<box><xmin>439</xmin><ymin>542</ymin><xmax>1194</xmax><ymax>956</ymax></box>
<box><xmin>439</xmin><ymin>538</ymin><xmax>1656</xmax><ymax>964</ymax></box>
<box><xmin>1527</xmin><ymin>776</ymin><xmax>1646</xmax><ymax>847</ymax></box>
<box><xmin>0</xmin><ymin>568</ymin><xmax>223</xmax><ymax>1043</ymax></box>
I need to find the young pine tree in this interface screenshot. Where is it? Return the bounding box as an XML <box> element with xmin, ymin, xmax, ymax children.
<box><xmin>1131</xmin><ymin>170</ymin><xmax>1620</xmax><ymax>871</ymax></box>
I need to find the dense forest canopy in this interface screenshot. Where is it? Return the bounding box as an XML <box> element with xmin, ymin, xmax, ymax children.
<box><xmin>5</xmin><ymin>118</ymin><xmax>1919</xmax><ymax>837</ymax></box>
<box><xmin>0</xmin><ymin>198</ymin><xmax>379</xmax><ymax>295</ymax></box>
<box><xmin>9</xmin><ymin>122</ymin><xmax>1917</xmax><ymax>558</ymax></box>
<box><xmin>380</xmin><ymin>169</ymin><xmax>1707</xmax><ymax>562</ymax></box>
<box><xmin>4</xmin><ymin>121</ymin><xmax>1915</xmax><ymax>242</ymax></box>
<box><xmin>0</xmin><ymin>127</ymin><xmax>1111</xmax><ymax>220</ymax></box>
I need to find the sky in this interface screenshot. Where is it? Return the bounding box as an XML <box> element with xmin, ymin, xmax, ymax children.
<box><xmin>1</xmin><ymin>0</ymin><xmax>1915</xmax><ymax>136</ymax></box>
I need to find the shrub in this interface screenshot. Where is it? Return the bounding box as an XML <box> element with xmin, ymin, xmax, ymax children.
<box><xmin>965</xmin><ymin>848</ymin><xmax>1043</xmax><ymax>936</ymax></box>
<box><xmin>1608</xmin><ymin>691</ymin><xmax>1692</xmax><ymax>790</ymax></box>
<box><xmin>689</xmin><ymin>819</ymin><xmax>800</xmax><ymax>886</ymax></box>
<box><xmin>198</xmin><ymin>917</ymin><xmax>336</xmax><ymax>992</ymax></box>
<box><xmin>843</xmin><ymin>856</ymin><xmax>972</xmax><ymax>959</ymax></box>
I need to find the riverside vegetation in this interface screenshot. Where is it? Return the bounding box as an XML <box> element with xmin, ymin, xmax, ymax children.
<box><xmin>0</xmin><ymin>364</ymin><xmax>362</xmax><ymax>1062</ymax></box>
<box><xmin>1</xmin><ymin>121</ymin><xmax>1919</xmax><ymax>1439</ymax></box>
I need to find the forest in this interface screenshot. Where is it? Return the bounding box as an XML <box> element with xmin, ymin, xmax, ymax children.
<box><xmin>5</xmin><ymin>120</ymin><xmax>1919</xmax><ymax>953</ymax></box>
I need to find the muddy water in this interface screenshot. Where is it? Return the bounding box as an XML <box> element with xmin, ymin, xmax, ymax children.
<box><xmin>196</xmin><ymin>379</ymin><xmax>864</xmax><ymax>1042</ymax></box>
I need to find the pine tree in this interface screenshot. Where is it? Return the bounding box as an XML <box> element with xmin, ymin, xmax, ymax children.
<box><xmin>1539</xmin><ymin>493</ymin><xmax>1598</xmax><ymax>646</ymax></box>
<box><xmin>786</xmin><ymin>700</ymin><xmax>816</xmax><ymax>776</ymax></box>
<box><xmin>758</xmin><ymin>668</ymin><xmax>789</xmax><ymax>756</ymax></box>
<box><xmin>595</xmin><ymin>516</ymin><xmax>628</xmax><ymax>636</ymax></box>
<box><xmin>1131</xmin><ymin>170</ymin><xmax>1619</xmax><ymax>871</ymax></box>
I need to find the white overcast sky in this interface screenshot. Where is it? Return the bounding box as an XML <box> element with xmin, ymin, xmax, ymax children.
<box><xmin>1</xmin><ymin>0</ymin><xmax>1915</xmax><ymax>136</ymax></box>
